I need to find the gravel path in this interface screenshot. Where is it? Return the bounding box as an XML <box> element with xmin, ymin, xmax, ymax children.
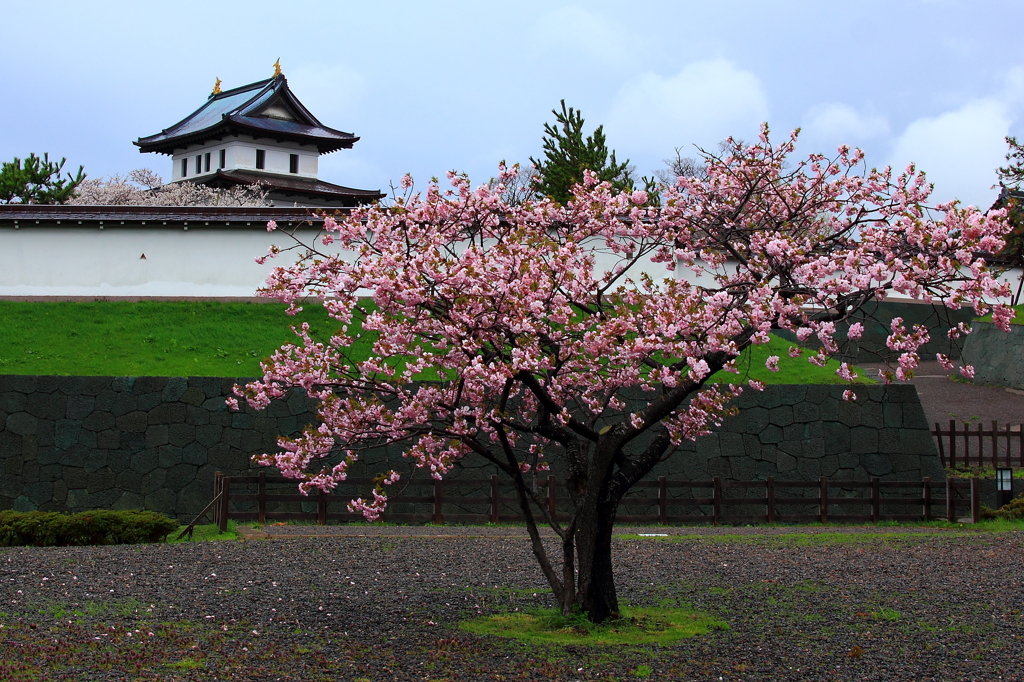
<box><xmin>1</xmin><ymin>525</ymin><xmax>1022</xmax><ymax>681</ymax></box>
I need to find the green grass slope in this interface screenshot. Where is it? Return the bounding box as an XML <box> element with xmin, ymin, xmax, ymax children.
<box><xmin>0</xmin><ymin>301</ymin><xmax>874</xmax><ymax>383</ymax></box>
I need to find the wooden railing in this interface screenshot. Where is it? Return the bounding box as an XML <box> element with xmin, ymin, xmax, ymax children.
<box><xmin>933</xmin><ymin>420</ymin><xmax>1024</xmax><ymax>468</ymax></box>
<box><xmin>212</xmin><ymin>472</ymin><xmax>980</xmax><ymax>532</ymax></box>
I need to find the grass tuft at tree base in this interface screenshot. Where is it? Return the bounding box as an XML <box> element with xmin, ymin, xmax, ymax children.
<box><xmin>460</xmin><ymin>606</ymin><xmax>727</xmax><ymax>645</ymax></box>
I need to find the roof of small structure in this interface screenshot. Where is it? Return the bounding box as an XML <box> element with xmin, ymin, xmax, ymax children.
<box><xmin>204</xmin><ymin>169</ymin><xmax>384</xmax><ymax>205</ymax></box>
<box><xmin>135</xmin><ymin>75</ymin><xmax>359</xmax><ymax>155</ymax></box>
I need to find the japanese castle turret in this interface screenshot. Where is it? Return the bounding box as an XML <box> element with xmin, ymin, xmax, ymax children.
<box><xmin>135</xmin><ymin>64</ymin><xmax>383</xmax><ymax>208</ymax></box>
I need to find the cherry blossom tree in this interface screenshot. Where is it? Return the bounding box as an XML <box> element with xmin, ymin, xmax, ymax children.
<box><xmin>231</xmin><ymin>126</ymin><xmax>1012</xmax><ymax>623</ymax></box>
<box><xmin>70</xmin><ymin>169</ymin><xmax>270</xmax><ymax>207</ymax></box>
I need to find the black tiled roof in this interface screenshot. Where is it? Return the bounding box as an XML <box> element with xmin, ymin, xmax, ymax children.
<box><xmin>135</xmin><ymin>76</ymin><xmax>359</xmax><ymax>155</ymax></box>
<box><xmin>208</xmin><ymin>169</ymin><xmax>384</xmax><ymax>202</ymax></box>
<box><xmin>0</xmin><ymin>204</ymin><xmax>338</xmax><ymax>226</ymax></box>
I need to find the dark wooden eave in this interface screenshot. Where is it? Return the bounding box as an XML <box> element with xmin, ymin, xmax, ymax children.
<box><xmin>0</xmin><ymin>204</ymin><xmax>344</xmax><ymax>227</ymax></box>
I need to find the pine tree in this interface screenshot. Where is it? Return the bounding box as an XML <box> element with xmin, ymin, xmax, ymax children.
<box><xmin>530</xmin><ymin>101</ymin><xmax>632</xmax><ymax>204</ymax></box>
<box><xmin>0</xmin><ymin>153</ymin><xmax>85</xmax><ymax>204</ymax></box>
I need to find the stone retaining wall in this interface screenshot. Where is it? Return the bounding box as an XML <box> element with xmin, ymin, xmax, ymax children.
<box><xmin>1</xmin><ymin>375</ymin><xmax>945</xmax><ymax>520</ymax></box>
<box><xmin>961</xmin><ymin>321</ymin><xmax>1024</xmax><ymax>391</ymax></box>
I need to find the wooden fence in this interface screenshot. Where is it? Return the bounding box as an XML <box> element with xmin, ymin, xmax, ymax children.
<box><xmin>211</xmin><ymin>472</ymin><xmax>981</xmax><ymax>532</ymax></box>
<box><xmin>933</xmin><ymin>420</ymin><xmax>1024</xmax><ymax>468</ymax></box>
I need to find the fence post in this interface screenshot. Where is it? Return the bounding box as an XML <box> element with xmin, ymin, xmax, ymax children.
<box><xmin>971</xmin><ymin>477</ymin><xmax>981</xmax><ymax>524</ymax></box>
<box><xmin>433</xmin><ymin>479</ymin><xmax>443</xmax><ymax>525</ymax></box>
<box><xmin>317</xmin><ymin>488</ymin><xmax>327</xmax><ymax>525</ymax></box>
<box><xmin>712</xmin><ymin>477</ymin><xmax>721</xmax><ymax>526</ymax></box>
<box><xmin>946</xmin><ymin>477</ymin><xmax>955</xmax><ymax>522</ymax></box>
<box><xmin>766</xmin><ymin>476</ymin><xmax>775</xmax><ymax>523</ymax></box>
<box><xmin>992</xmin><ymin>420</ymin><xmax>999</xmax><ymax>468</ymax></box>
<box><xmin>922</xmin><ymin>476</ymin><xmax>931</xmax><ymax>520</ymax></box>
<box><xmin>258</xmin><ymin>471</ymin><xmax>266</xmax><ymax>524</ymax></box>
<box><xmin>490</xmin><ymin>475</ymin><xmax>499</xmax><ymax>524</ymax></box>
<box><xmin>1019</xmin><ymin>424</ymin><xmax>1023</xmax><ymax>468</ymax></box>
<box><xmin>870</xmin><ymin>477</ymin><xmax>880</xmax><ymax>523</ymax></box>
<box><xmin>219</xmin><ymin>476</ymin><xmax>230</xmax><ymax>533</ymax></box>
<box><xmin>949</xmin><ymin>419</ymin><xmax>957</xmax><ymax>469</ymax></box>
<box><xmin>819</xmin><ymin>476</ymin><xmax>828</xmax><ymax>524</ymax></box>
<box><xmin>976</xmin><ymin>423</ymin><xmax>984</xmax><ymax>467</ymax></box>
<box><xmin>548</xmin><ymin>476</ymin><xmax>557</xmax><ymax>521</ymax></box>
<box><xmin>213</xmin><ymin>472</ymin><xmax>222</xmax><ymax>530</ymax></box>
<box><xmin>658</xmin><ymin>476</ymin><xmax>667</xmax><ymax>525</ymax></box>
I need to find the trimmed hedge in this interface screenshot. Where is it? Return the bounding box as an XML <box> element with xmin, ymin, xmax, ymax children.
<box><xmin>0</xmin><ymin>510</ymin><xmax>179</xmax><ymax>547</ymax></box>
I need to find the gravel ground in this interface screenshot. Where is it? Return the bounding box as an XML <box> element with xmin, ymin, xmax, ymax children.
<box><xmin>1</xmin><ymin>525</ymin><xmax>1022</xmax><ymax>681</ymax></box>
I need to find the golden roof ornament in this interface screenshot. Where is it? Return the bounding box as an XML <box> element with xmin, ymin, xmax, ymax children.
<box><xmin>212</xmin><ymin>77</ymin><xmax>222</xmax><ymax>95</ymax></box>
<box><xmin>273</xmin><ymin>59</ymin><xmax>282</xmax><ymax>77</ymax></box>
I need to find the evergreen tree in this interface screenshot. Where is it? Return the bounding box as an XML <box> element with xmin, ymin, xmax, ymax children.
<box><xmin>530</xmin><ymin>101</ymin><xmax>632</xmax><ymax>204</ymax></box>
<box><xmin>0</xmin><ymin>153</ymin><xmax>85</xmax><ymax>204</ymax></box>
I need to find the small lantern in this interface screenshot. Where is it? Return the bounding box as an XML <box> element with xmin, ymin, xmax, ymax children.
<box><xmin>996</xmin><ymin>467</ymin><xmax>1014</xmax><ymax>508</ymax></box>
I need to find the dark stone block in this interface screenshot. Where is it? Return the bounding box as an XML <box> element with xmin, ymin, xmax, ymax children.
<box><xmin>207</xmin><ymin>443</ymin><xmax>239</xmax><ymax>469</ymax></box>
<box><xmin>719</xmin><ymin>432</ymin><xmax>745</xmax><ymax>458</ymax></box>
<box><xmin>38</xmin><ymin>463</ymin><xmax>62</xmax><ymax>482</ymax></box>
<box><xmin>141</xmin><ymin>469</ymin><xmax>167</xmax><ymax>495</ymax></box>
<box><xmin>87</xmin><ymin>489</ymin><xmax>122</xmax><ymax>509</ymax></box>
<box><xmin>754</xmin><ymin>460</ymin><xmax>777</xmax><ymax>479</ymax></box>
<box><xmin>222</xmin><ymin>428</ymin><xmax>241</xmax><ymax>449</ymax></box>
<box><xmin>110</xmin><ymin>393</ymin><xmax>137</xmax><ymax>417</ymax></box>
<box><xmin>268</xmin><ymin>400</ymin><xmax>292</xmax><ymax>418</ymax></box>
<box><xmin>277</xmin><ymin>416</ymin><xmax>298</xmax><ymax>436</ymax></box>
<box><xmin>35</xmin><ymin>420</ymin><xmax>55</xmax><ymax>447</ymax></box>
<box><xmin>62</xmin><ymin>467</ymin><xmax>89</xmax><ymax>489</ymax></box>
<box><xmin>859</xmin><ymin>402</ymin><xmax>884</xmax><ymax>429</ymax></box>
<box><xmin>878</xmin><ymin>429</ymin><xmax>902</xmax><ymax>454</ymax></box>
<box><xmin>26</xmin><ymin>392</ymin><xmax>66</xmax><ymax>420</ymax></box>
<box><xmin>87</xmin><ymin>467</ymin><xmax>116</xmax><ymax>492</ymax></box>
<box><xmin>96</xmin><ymin>429</ymin><xmax>121</xmax><ymax>450</ymax></box>
<box><xmin>54</xmin><ymin>419</ymin><xmax>82</xmax><ymax>450</ymax></box>
<box><xmin>186</xmin><ymin>406</ymin><xmax>209</xmax><ymax>426</ymax></box>
<box><xmin>26</xmin><ymin>480</ymin><xmax>55</xmax><ymax>505</ymax></box>
<box><xmin>804</xmin><ymin>385</ymin><xmax>830</xmax><ymax>405</ymax></box>
<box><xmin>50</xmin><ymin>480</ymin><xmax>67</xmax><ymax>507</ymax></box>
<box><xmin>92</xmin><ymin>392</ymin><xmax>114</xmax><ymax>412</ymax></box>
<box><xmin>837</xmin><ymin>400</ymin><xmax>860</xmax><ymax>427</ymax></box>
<box><xmin>240</xmin><ymin>430</ymin><xmax>264</xmax><ymax>453</ymax></box>
<box><xmin>776</xmin><ymin>453</ymin><xmax>797</xmax><ymax>472</ymax></box>
<box><xmin>253</xmin><ymin>416</ymin><xmax>278</xmax><ymax>433</ymax></box>
<box><xmin>133</xmin><ymin>377</ymin><xmax>168</xmax><ymax>395</ymax></box>
<box><xmin>146</xmin><ymin>425</ymin><xmax>169</xmax><ymax>448</ymax></box>
<box><xmin>130</xmin><ymin>449</ymin><xmax>159</xmax><ymax>475</ymax></box>
<box><xmin>796</xmin><ymin>458</ymin><xmax>820</xmax><ymax>479</ymax></box>
<box><xmin>112</xmin><ymin>491</ymin><xmax>146</xmax><ymax>511</ymax></box>
<box><xmin>6</xmin><ymin>376</ymin><xmax>38</xmax><ymax>393</ymax></box>
<box><xmin>769</xmin><ymin>405</ymin><xmax>794</xmax><ymax>428</ymax></box>
<box><xmin>0</xmin><ymin>392</ymin><xmax>27</xmax><ymax>414</ymax></box>
<box><xmin>862</xmin><ymin>453</ymin><xmax>893</xmax><ymax>476</ymax></box>
<box><xmin>760</xmin><ymin>425</ymin><xmax>783</xmax><ymax>444</ymax></box>
<box><xmin>35</xmin><ymin>376</ymin><xmax>62</xmax><ymax>393</ymax></box>
<box><xmin>707</xmin><ymin>457</ymin><xmax>732</xmax><ymax>478</ymax></box>
<box><xmin>820</xmin><ymin>454</ymin><xmax>840</xmax><ymax>477</ymax></box>
<box><xmin>202</xmin><ymin>397</ymin><xmax>228</xmax><ymax>414</ymax></box>
<box><xmin>793</xmin><ymin>402</ymin><xmax>819</xmax><ymax>423</ymax></box>
<box><xmin>168</xmin><ymin>423</ymin><xmax>195</xmax><ymax>447</ymax></box>
<box><xmin>136</xmin><ymin>392</ymin><xmax>163</xmax><ymax>412</ymax></box>
<box><xmin>231</xmin><ymin>413</ymin><xmax>256</xmax><ymax>430</ymax></box>
<box><xmin>209</xmin><ymin>412</ymin><xmax>233</xmax><ymax>427</ymax></box>
<box><xmin>889</xmin><ymin>454</ymin><xmax>919</xmax><ymax>473</ymax></box>
<box><xmin>818</xmin><ymin>398</ymin><xmax>839</xmax><ymax>421</ymax></box>
<box><xmin>882</xmin><ymin>403</ymin><xmax>903</xmax><ymax>428</ymax></box>
<box><xmin>115</xmin><ymin>411</ymin><xmax>149</xmax><ymax>433</ymax></box>
<box><xmin>162</xmin><ymin>377</ymin><xmax>188</xmax><ymax>403</ymax></box>
<box><xmin>742</xmin><ymin>434</ymin><xmax>762</xmax><ymax>459</ymax></box>
<box><xmin>695</xmin><ymin>434</ymin><xmax>721</xmax><ymax>458</ymax></box>
<box><xmin>850</xmin><ymin>426</ymin><xmax>878</xmax><ymax>454</ymax></box>
<box><xmin>149</xmin><ymin>402</ymin><xmax>186</xmax><ymax>425</ymax></box>
<box><xmin>177</xmin><ymin>480</ymin><xmax>215</xmax><ymax>519</ymax></box>
<box><xmin>838</xmin><ymin>452</ymin><xmax>860</xmax><ymax>469</ymax></box>
<box><xmin>779</xmin><ymin>440</ymin><xmax>803</xmax><ymax>457</ymax></box>
<box><xmin>193</xmin><ymin>421</ymin><xmax>224</xmax><ymax>448</ymax></box>
<box><xmin>83</xmin><ymin>450</ymin><xmax>107</xmax><ymax>474</ymax></box>
<box><xmin>729</xmin><ymin>456</ymin><xmax>755</xmax><ymax>480</ymax></box>
<box><xmin>78</xmin><ymin>429</ymin><xmax>97</xmax><ymax>449</ymax></box>
<box><xmin>143</xmin><ymin>488</ymin><xmax>176</xmax><ymax>516</ymax></box>
<box><xmin>196</xmin><ymin>377</ymin><xmax>224</xmax><ymax>399</ymax></box>
<box><xmin>902</xmin><ymin>403</ymin><xmax>930</xmax><ymax>430</ymax></box>
<box><xmin>110</xmin><ymin>376</ymin><xmax>136</xmax><ymax>393</ymax></box>
<box><xmin>6</xmin><ymin>412</ymin><xmax>38</xmax><ymax>436</ymax></box>
<box><xmin>801</xmin><ymin>438</ymin><xmax>826</xmax><ymax>459</ymax></box>
<box><xmin>158</xmin><ymin>445</ymin><xmax>184</xmax><ymax>468</ymax></box>
<box><xmin>0</xmin><ymin>430</ymin><xmax>22</xmax><ymax>457</ymax></box>
<box><xmin>182</xmin><ymin>442</ymin><xmax>208</xmax><ymax>466</ymax></box>
<box><xmin>66</xmin><ymin>396</ymin><xmax>96</xmax><ymax>420</ymax></box>
<box><xmin>179</xmin><ymin>387</ymin><xmax>205</xmax><ymax>406</ymax></box>
<box><xmin>121</xmin><ymin>432</ymin><xmax>146</xmax><ymax>453</ymax></box>
<box><xmin>20</xmin><ymin>435</ymin><xmax>37</xmax><ymax>459</ymax></box>
<box><xmin>288</xmin><ymin>392</ymin><xmax>312</xmax><ymax>416</ymax></box>
<box><xmin>82</xmin><ymin>411</ymin><xmax>115</xmax><ymax>432</ymax></box>
<box><xmin>777</xmin><ymin>385</ymin><xmax>807</xmax><ymax>405</ymax></box>
<box><xmin>899</xmin><ymin>430</ymin><xmax>938</xmax><ymax>457</ymax></box>
<box><xmin>165</xmin><ymin>463</ymin><xmax>198</xmax><ymax>492</ymax></box>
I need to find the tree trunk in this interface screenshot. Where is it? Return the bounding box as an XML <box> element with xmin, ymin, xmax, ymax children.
<box><xmin>570</xmin><ymin>500</ymin><xmax>620</xmax><ymax>623</ymax></box>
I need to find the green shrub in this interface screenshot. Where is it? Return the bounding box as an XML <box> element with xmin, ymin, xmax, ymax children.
<box><xmin>0</xmin><ymin>509</ymin><xmax>179</xmax><ymax>547</ymax></box>
<box><xmin>981</xmin><ymin>495</ymin><xmax>1024</xmax><ymax>521</ymax></box>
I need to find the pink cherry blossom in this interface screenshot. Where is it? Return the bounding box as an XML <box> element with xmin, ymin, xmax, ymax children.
<box><xmin>232</xmin><ymin>127</ymin><xmax>1011</xmax><ymax>623</ymax></box>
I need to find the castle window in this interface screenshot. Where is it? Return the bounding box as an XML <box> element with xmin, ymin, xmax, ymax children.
<box><xmin>204</xmin><ymin>153</ymin><xmax>211</xmax><ymax>173</ymax></box>
<box><xmin>219</xmin><ymin>149</ymin><xmax>226</xmax><ymax>169</ymax></box>
<box><xmin>195</xmin><ymin>155</ymin><xmax>202</xmax><ymax>175</ymax></box>
<box><xmin>255</xmin><ymin>149</ymin><xmax>266</xmax><ymax>170</ymax></box>
<box><xmin>181</xmin><ymin>158</ymin><xmax>187</xmax><ymax>178</ymax></box>
<box><xmin>289</xmin><ymin>154</ymin><xmax>299</xmax><ymax>174</ymax></box>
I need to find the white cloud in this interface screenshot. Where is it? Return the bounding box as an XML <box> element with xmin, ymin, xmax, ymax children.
<box><xmin>888</xmin><ymin>99</ymin><xmax>1010</xmax><ymax>207</ymax></box>
<box><xmin>528</xmin><ymin>6</ymin><xmax>631</xmax><ymax>65</ymax></box>
<box><xmin>604</xmin><ymin>60</ymin><xmax>769</xmax><ymax>162</ymax></box>
<box><xmin>799</xmin><ymin>103</ymin><xmax>889</xmax><ymax>153</ymax></box>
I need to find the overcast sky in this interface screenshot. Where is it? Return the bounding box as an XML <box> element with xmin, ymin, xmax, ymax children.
<box><xmin>3</xmin><ymin>0</ymin><xmax>1023</xmax><ymax>208</ymax></box>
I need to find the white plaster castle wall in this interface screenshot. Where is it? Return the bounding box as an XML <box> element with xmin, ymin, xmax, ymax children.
<box><xmin>170</xmin><ymin>136</ymin><xmax>318</xmax><ymax>182</ymax></box>
<box><xmin>0</xmin><ymin>227</ymin><xmax>320</xmax><ymax>297</ymax></box>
